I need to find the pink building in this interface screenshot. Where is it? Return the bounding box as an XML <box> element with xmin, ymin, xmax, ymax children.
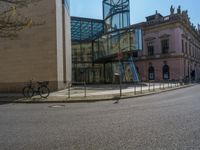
<box><xmin>134</xmin><ymin>7</ymin><xmax>200</xmax><ymax>81</ymax></box>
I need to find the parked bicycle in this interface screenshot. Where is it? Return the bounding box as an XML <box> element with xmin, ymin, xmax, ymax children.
<box><xmin>23</xmin><ymin>80</ymin><xmax>50</xmax><ymax>98</ymax></box>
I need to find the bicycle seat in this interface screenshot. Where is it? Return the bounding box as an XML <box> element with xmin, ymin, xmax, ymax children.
<box><xmin>37</xmin><ymin>81</ymin><xmax>49</xmax><ymax>85</ymax></box>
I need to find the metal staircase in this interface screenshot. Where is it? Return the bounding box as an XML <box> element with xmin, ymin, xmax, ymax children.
<box><xmin>119</xmin><ymin>57</ymin><xmax>140</xmax><ymax>82</ymax></box>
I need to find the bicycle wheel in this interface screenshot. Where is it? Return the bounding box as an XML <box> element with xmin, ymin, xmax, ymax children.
<box><xmin>23</xmin><ymin>87</ymin><xmax>29</xmax><ymax>98</ymax></box>
<box><xmin>39</xmin><ymin>86</ymin><xmax>50</xmax><ymax>98</ymax></box>
<box><xmin>23</xmin><ymin>87</ymin><xmax>34</xmax><ymax>98</ymax></box>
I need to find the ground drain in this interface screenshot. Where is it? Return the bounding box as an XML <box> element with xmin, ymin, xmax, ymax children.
<box><xmin>48</xmin><ymin>105</ymin><xmax>65</xmax><ymax>108</ymax></box>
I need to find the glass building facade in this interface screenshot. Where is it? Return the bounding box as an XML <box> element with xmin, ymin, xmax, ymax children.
<box><xmin>71</xmin><ymin>17</ymin><xmax>104</xmax><ymax>83</ymax></box>
<box><xmin>103</xmin><ymin>0</ymin><xmax>130</xmax><ymax>32</ymax></box>
<box><xmin>64</xmin><ymin>0</ymin><xmax>70</xmax><ymax>13</ymax></box>
<box><xmin>71</xmin><ymin>0</ymin><xmax>142</xmax><ymax>83</ymax></box>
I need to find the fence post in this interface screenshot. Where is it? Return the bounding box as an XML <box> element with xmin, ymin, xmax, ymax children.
<box><xmin>168</xmin><ymin>80</ymin><xmax>170</xmax><ymax>88</ymax></box>
<box><xmin>159</xmin><ymin>81</ymin><xmax>161</xmax><ymax>90</ymax></box>
<box><xmin>68</xmin><ymin>82</ymin><xmax>70</xmax><ymax>98</ymax></box>
<box><xmin>134</xmin><ymin>83</ymin><xmax>136</xmax><ymax>95</ymax></box>
<box><xmin>148</xmin><ymin>82</ymin><xmax>150</xmax><ymax>92</ymax></box>
<box><xmin>84</xmin><ymin>82</ymin><xmax>86</xmax><ymax>97</ymax></box>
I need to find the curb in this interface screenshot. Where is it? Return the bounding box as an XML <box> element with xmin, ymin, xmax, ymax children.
<box><xmin>0</xmin><ymin>84</ymin><xmax>195</xmax><ymax>104</ymax></box>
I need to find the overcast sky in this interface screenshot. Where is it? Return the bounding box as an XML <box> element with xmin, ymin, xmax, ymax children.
<box><xmin>70</xmin><ymin>0</ymin><xmax>199</xmax><ymax>27</ymax></box>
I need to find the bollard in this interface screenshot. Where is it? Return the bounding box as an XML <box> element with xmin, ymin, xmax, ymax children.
<box><xmin>149</xmin><ymin>82</ymin><xmax>150</xmax><ymax>92</ymax></box>
<box><xmin>159</xmin><ymin>82</ymin><xmax>161</xmax><ymax>90</ymax></box>
<box><xmin>140</xmin><ymin>83</ymin><xmax>142</xmax><ymax>94</ymax></box>
<box><xmin>153</xmin><ymin>82</ymin><xmax>155</xmax><ymax>91</ymax></box>
<box><xmin>84</xmin><ymin>82</ymin><xmax>86</xmax><ymax>97</ymax></box>
<box><xmin>134</xmin><ymin>83</ymin><xmax>136</xmax><ymax>95</ymax></box>
<box><xmin>68</xmin><ymin>82</ymin><xmax>70</xmax><ymax>98</ymax></box>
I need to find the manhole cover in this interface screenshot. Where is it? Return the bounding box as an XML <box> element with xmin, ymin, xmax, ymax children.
<box><xmin>49</xmin><ymin>105</ymin><xmax>65</xmax><ymax>108</ymax></box>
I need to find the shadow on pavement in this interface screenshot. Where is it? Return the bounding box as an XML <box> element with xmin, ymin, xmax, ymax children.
<box><xmin>0</xmin><ymin>96</ymin><xmax>23</xmax><ymax>105</ymax></box>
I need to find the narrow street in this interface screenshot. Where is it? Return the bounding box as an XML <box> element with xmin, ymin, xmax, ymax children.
<box><xmin>0</xmin><ymin>85</ymin><xmax>200</xmax><ymax>150</ymax></box>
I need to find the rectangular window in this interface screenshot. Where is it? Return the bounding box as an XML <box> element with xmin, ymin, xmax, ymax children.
<box><xmin>185</xmin><ymin>42</ymin><xmax>188</xmax><ymax>54</ymax></box>
<box><xmin>189</xmin><ymin>44</ymin><xmax>191</xmax><ymax>56</ymax></box>
<box><xmin>161</xmin><ymin>39</ymin><xmax>169</xmax><ymax>54</ymax></box>
<box><xmin>147</xmin><ymin>41</ymin><xmax>154</xmax><ymax>56</ymax></box>
<box><xmin>182</xmin><ymin>40</ymin><xmax>184</xmax><ymax>53</ymax></box>
<box><xmin>192</xmin><ymin>46</ymin><xmax>194</xmax><ymax>57</ymax></box>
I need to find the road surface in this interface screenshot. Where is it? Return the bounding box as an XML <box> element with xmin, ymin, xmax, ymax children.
<box><xmin>0</xmin><ymin>85</ymin><xmax>200</xmax><ymax>150</ymax></box>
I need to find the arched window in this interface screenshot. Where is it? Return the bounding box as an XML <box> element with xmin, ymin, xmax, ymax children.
<box><xmin>163</xmin><ymin>65</ymin><xmax>170</xmax><ymax>80</ymax></box>
<box><xmin>149</xmin><ymin>66</ymin><xmax>155</xmax><ymax>80</ymax></box>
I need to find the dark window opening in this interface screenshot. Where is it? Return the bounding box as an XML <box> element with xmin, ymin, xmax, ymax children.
<box><xmin>132</xmin><ymin>51</ymin><xmax>138</xmax><ymax>58</ymax></box>
<box><xmin>148</xmin><ymin>66</ymin><xmax>155</xmax><ymax>80</ymax></box>
<box><xmin>147</xmin><ymin>41</ymin><xmax>154</xmax><ymax>56</ymax></box>
<box><xmin>163</xmin><ymin>64</ymin><xmax>170</xmax><ymax>80</ymax></box>
<box><xmin>161</xmin><ymin>39</ymin><xmax>169</xmax><ymax>54</ymax></box>
<box><xmin>182</xmin><ymin>40</ymin><xmax>184</xmax><ymax>53</ymax></box>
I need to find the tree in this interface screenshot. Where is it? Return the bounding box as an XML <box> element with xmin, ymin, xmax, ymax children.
<box><xmin>0</xmin><ymin>0</ymin><xmax>42</xmax><ymax>38</ymax></box>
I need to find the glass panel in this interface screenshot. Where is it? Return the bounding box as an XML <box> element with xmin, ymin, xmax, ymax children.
<box><xmin>110</xmin><ymin>33</ymin><xmax>120</xmax><ymax>55</ymax></box>
<box><xmin>93</xmin><ymin>40</ymin><xmax>99</xmax><ymax>60</ymax></box>
<box><xmin>71</xmin><ymin>17</ymin><xmax>103</xmax><ymax>42</ymax></box>
<box><xmin>134</xmin><ymin>29</ymin><xmax>142</xmax><ymax>50</ymax></box>
<box><xmin>81</xmin><ymin>43</ymin><xmax>92</xmax><ymax>62</ymax></box>
<box><xmin>98</xmin><ymin>36</ymin><xmax>107</xmax><ymax>58</ymax></box>
<box><xmin>105</xmin><ymin>63</ymin><xmax>113</xmax><ymax>83</ymax></box>
<box><xmin>64</xmin><ymin>0</ymin><xmax>70</xmax><ymax>11</ymax></box>
<box><xmin>120</xmin><ymin>32</ymin><xmax>130</xmax><ymax>52</ymax></box>
<box><xmin>103</xmin><ymin>0</ymin><xmax>130</xmax><ymax>32</ymax></box>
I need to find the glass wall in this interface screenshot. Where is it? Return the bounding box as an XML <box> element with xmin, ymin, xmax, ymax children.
<box><xmin>71</xmin><ymin>17</ymin><xmax>104</xmax><ymax>83</ymax></box>
<box><xmin>94</xmin><ymin>28</ymin><xmax>142</xmax><ymax>60</ymax></box>
<box><xmin>103</xmin><ymin>0</ymin><xmax>130</xmax><ymax>32</ymax></box>
<box><xmin>71</xmin><ymin>17</ymin><xmax>103</xmax><ymax>42</ymax></box>
<box><xmin>64</xmin><ymin>0</ymin><xmax>70</xmax><ymax>12</ymax></box>
<box><xmin>71</xmin><ymin>17</ymin><xmax>142</xmax><ymax>84</ymax></box>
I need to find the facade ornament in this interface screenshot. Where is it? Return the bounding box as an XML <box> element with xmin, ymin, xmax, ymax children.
<box><xmin>170</xmin><ymin>5</ymin><xmax>174</xmax><ymax>15</ymax></box>
<box><xmin>155</xmin><ymin>10</ymin><xmax>159</xmax><ymax>20</ymax></box>
<box><xmin>198</xmin><ymin>24</ymin><xmax>200</xmax><ymax>34</ymax></box>
<box><xmin>182</xmin><ymin>10</ymin><xmax>189</xmax><ymax>22</ymax></box>
<box><xmin>182</xmin><ymin>10</ymin><xmax>188</xmax><ymax>17</ymax></box>
<box><xmin>177</xmin><ymin>5</ymin><xmax>181</xmax><ymax>14</ymax></box>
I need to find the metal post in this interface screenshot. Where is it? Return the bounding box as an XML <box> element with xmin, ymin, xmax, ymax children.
<box><xmin>163</xmin><ymin>81</ymin><xmax>164</xmax><ymax>89</ymax></box>
<box><xmin>159</xmin><ymin>81</ymin><xmax>161</xmax><ymax>90</ymax></box>
<box><xmin>140</xmin><ymin>83</ymin><xmax>142</xmax><ymax>94</ymax></box>
<box><xmin>118</xmin><ymin>59</ymin><xmax>122</xmax><ymax>97</ymax></box>
<box><xmin>134</xmin><ymin>83</ymin><xmax>136</xmax><ymax>95</ymax></box>
<box><xmin>84</xmin><ymin>82</ymin><xmax>86</xmax><ymax>97</ymax></box>
<box><xmin>148</xmin><ymin>82</ymin><xmax>150</xmax><ymax>92</ymax></box>
<box><xmin>68</xmin><ymin>82</ymin><xmax>70</xmax><ymax>98</ymax></box>
<box><xmin>168</xmin><ymin>80</ymin><xmax>169</xmax><ymax>88</ymax></box>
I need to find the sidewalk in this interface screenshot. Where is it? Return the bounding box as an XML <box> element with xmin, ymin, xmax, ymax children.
<box><xmin>0</xmin><ymin>82</ymin><xmax>194</xmax><ymax>103</ymax></box>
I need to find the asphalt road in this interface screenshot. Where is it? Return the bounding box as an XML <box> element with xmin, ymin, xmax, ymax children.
<box><xmin>1</xmin><ymin>85</ymin><xmax>200</xmax><ymax>150</ymax></box>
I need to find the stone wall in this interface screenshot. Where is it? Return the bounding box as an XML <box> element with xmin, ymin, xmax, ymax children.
<box><xmin>0</xmin><ymin>0</ymin><xmax>71</xmax><ymax>93</ymax></box>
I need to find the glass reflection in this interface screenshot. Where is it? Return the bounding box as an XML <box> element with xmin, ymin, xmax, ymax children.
<box><xmin>103</xmin><ymin>0</ymin><xmax>130</xmax><ymax>32</ymax></box>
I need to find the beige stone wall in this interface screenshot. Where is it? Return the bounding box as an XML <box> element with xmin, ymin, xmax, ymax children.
<box><xmin>55</xmin><ymin>0</ymin><xmax>72</xmax><ymax>90</ymax></box>
<box><xmin>0</xmin><ymin>0</ymin><xmax>71</xmax><ymax>93</ymax></box>
<box><xmin>64</xmin><ymin>5</ymin><xmax>72</xmax><ymax>86</ymax></box>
